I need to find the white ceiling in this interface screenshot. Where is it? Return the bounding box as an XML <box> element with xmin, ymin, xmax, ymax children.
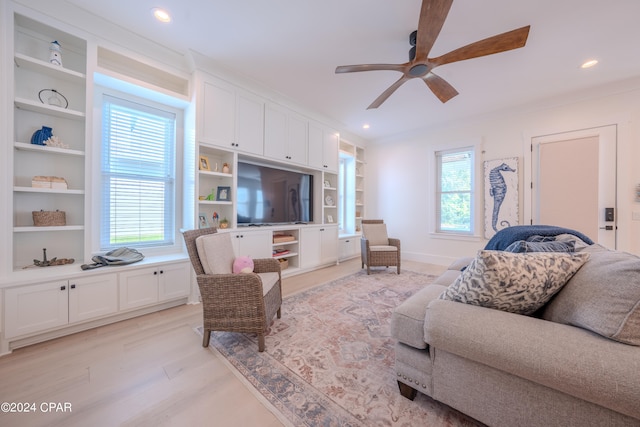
<box><xmin>66</xmin><ymin>0</ymin><xmax>640</xmax><ymax>141</ymax></box>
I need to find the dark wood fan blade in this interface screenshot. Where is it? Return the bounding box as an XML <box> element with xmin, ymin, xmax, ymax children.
<box><xmin>335</xmin><ymin>64</ymin><xmax>406</xmax><ymax>73</ymax></box>
<box><xmin>415</xmin><ymin>0</ymin><xmax>454</xmax><ymax>61</ymax></box>
<box><xmin>430</xmin><ymin>26</ymin><xmax>530</xmax><ymax>67</ymax></box>
<box><xmin>423</xmin><ymin>72</ymin><xmax>458</xmax><ymax>103</ymax></box>
<box><xmin>367</xmin><ymin>76</ymin><xmax>410</xmax><ymax>109</ymax></box>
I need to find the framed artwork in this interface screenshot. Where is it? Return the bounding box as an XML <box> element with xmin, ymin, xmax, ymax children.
<box><xmin>199</xmin><ymin>155</ymin><xmax>210</xmax><ymax>171</ymax></box>
<box><xmin>326</xmin><ymin>215</ymin><xmax>334</xmax><ymax>223</ymax></box>
<box><xmin>216</xmin><ymin>186</ymin><xmax>231</xmax><ymax>201</ymax></box>
<box><xmin>198</xmin><ymin>213</ymin><xmax>209</xmax><ymax>229</ymax></box>
<box><xmin>484</xmin><ymin>157</ymin><xmax>519</xmax><ymax>239</ymax></box>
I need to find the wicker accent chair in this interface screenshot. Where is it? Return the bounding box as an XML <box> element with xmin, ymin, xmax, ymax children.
<box><xmin>361</xmin><ymin>219</ymin><xmax>401</xmax><ymax>275</ymax></box>
<box><xmin>182</xmin><ymin>227</ymin><xmax>282</xmax><ymax>352</ymax></box>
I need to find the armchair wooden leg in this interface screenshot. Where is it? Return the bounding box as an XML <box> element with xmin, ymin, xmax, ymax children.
<box><xmin>398</xmin><ymin>381</ymin><xmax>417</xmax><ymax>400</ymax></box>
<box><xmin>202</xmin><ymin>329</ymin><xmax>211</xmax><ymax>347</ymax></box>
<box><xmin>277</xmin><ymin>307</ymin><xmax>281</xmax><ymax>319</ymax></box>
<box><xmin>258</xmin><ymin>334</ymin><xmax>265</xmax><ymax>352</ymax></box>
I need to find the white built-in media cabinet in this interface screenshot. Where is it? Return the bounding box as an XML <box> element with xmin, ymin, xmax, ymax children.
<box><xmin>1</xmin><ymin>6</ymin><xmax>364</xmax><ymax>354</ymax></box>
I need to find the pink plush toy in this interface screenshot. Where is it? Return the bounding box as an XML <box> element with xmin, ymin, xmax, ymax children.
<box><xmin>233</xmin><ymin>256</ymin><xmax>254</xmax><ymax>274</ymax></box>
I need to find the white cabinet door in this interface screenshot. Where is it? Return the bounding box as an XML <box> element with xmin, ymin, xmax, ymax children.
<box><xmin>308</xmin><ymin>121</ymin><xmax>324</xmax><ymax>170</ymax></box>
<box><xmin>300</xmin><ymin>227</ymin><xmax>322</xmax><ymax>269</ymax></box>
<box><xmin>301</xmin><ymin>226</ymin><xmax>337</xmax><ymax>268</ymax></box>
<box><xmin>230</xmin><ymin>230</ymin><xmax>272</xmax><ymax>259</ymax></box>
<box><xmin>201</xmin><ymin>79</ymin><xmax>236</xmax><ymax>148</ymax></box>
<box><xmin>308</xmin><ymin>121</ymin><xmax>339</xmax><ymax>172</ymax></box>
<box><xmin>323</xmin><ymin>130</ymin><xmax>339</xmax><ymax>173</ymax></box>
<box><xmin>264</xmin><ymin>104</ymin><xmax>308</xmax><ymax>165</ymax></box>
<box><xmin>339</xmin><ymin>237</ymin><xmax>360</xmax><ymax>260</ymax></box>
<box><xmin>158</xmin><ymin>262</ymin><xmax>191</xmax><ymax>301</ymax></box>
<box><xmin>200</xmin><ymin>78</ymin><xmax>264</xmax><ymax>156</ymax></box>
<box><xmin>235</xmin><ymin>89</ymin><xmax>264</xmax><ymax>156</ymax></box>
<box><xmin>320</xmin><ymin>226</ymin><xmax>338</xmax><ymax>265</ymax></box>
<box><xmin>264</xmin><ymin>103</ymin><xmax>288</xmax><ymax>161</ymax></box>
<box><xmin>4</xmin><ymin>281</ymin><xmax>69</xmax><ymax>339</ymax></box>
<box><xmin>119</xmin><ymin>267</ymin><xmax>159</xmax><ymax>311</ymax></box>
<box><xmin>69</xmin><ymin>274</ymin><xmax>118</xmax><ymax>323</ymax></box>
<box><xmin>288</xmin><ymin>112</ymin><xmax>308</xmax><ymax>165</ymax></box>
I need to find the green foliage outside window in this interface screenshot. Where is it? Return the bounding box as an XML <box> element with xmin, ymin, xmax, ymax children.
<box><xmin>437</xmin><ymin>149</ymin><xmax>473</xmax><ymax>233</ymax></box>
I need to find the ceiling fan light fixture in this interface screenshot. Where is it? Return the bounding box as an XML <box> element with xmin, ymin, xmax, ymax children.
<box><xmin>152</xmin><ymin>7</ymin><xmax>171</xmax><ymax>23</ymax></box>
<box><xmin>581</xmin><ymin>59</ymin><xmax>598</xmax><ymax>69</ymax></box>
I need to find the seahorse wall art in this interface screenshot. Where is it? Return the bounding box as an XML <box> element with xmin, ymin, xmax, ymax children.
<box><xmin>484</xmin><ymin>158</ymin><xmax>519</xmax><ymax>238</ymax></box>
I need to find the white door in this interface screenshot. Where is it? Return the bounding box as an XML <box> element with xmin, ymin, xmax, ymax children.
<box><xmin>531</xmin><ymin>125</ymin><xmax>617</xmax><ymax>248</ymax></box>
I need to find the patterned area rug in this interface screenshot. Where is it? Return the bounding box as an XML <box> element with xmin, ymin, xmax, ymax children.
<box><xmin>200</xmin><ymin>269</ymin><xmax>482</xmax><ymax>427</ymax></box>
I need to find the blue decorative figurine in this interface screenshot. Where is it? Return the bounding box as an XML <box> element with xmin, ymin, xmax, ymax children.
<box><xmin>31</xmin><ymin>126</ymin><xmax>53</xmax><ymax>146</ymax></box>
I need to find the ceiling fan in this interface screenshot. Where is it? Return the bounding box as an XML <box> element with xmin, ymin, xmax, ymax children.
<box><xmin>335</xmin><ymin>0</ymin><xmax>530</xmax><ymax>109</ymax></box>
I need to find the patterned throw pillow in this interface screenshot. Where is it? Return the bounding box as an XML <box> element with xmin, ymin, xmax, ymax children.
<box><xmin>504</xmin><ymin>239</ymin><xmax>575</xmax><ymax>253</ymax></box>
<box><xmin>439</xmin><ymin>250</ymin><xmax>590</xmax><ymax>315</ymax></box>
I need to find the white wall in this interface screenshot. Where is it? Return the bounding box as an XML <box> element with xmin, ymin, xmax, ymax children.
<box><xmin>367</xmin><ymin>79</ymin><xmax>640</xmax><ymax>265</ymax></box>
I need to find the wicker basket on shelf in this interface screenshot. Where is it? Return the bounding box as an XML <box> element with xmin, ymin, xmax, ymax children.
<box><xmin>32</xmin><ymin>210</ymin><xmax>66</xmax><ymax>226</ymax></box>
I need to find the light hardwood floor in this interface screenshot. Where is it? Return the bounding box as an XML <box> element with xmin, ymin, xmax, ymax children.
<box><xmin>0</xmin><ymin>258</ymin><xmax>445</xmax><ymax>427</ymax></box>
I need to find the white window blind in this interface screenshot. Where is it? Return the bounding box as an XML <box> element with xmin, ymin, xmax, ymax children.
<box><xmin>101</xmin><ymin>95</ymin><xmax>176</xmax><ymax>249</ymax></box>
<box><xmin>436</xmin><ymin>148</ymin><xmax>474</xmax><ymax>233</ymax></box>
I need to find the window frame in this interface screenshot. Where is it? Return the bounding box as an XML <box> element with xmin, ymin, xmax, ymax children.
<box><xmin>432</xmin><ymin>143</ymin><xmax>479</xmax><ymax>237</ymax></box>
<box><xmin>93</xmin><ymin>84</ymin><xmax>185</xmax><ymax>256</ymax></box>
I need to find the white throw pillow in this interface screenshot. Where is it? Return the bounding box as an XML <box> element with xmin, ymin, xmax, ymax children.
<box><xmin>195</xmin><ymin>233</ymin><xmax>234</xmax><ymax>275</ymax></box>
<box><xmin>439</xmin><ymin>250</ymin><xmax>589</xmax><ymax>315</ymax></box>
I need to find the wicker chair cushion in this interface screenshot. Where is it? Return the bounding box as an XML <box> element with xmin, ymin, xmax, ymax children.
<box><xmin>195</xmin><ymin>233</ymin><xmax>235</xmax><ymax>274</ymax></box>
<box><xmin>363</xmin><ymin>223</ymin><xmax>389</xmax><ymax>246</ymax></box>
<box><xmin>370</xmin><ymin>245</ymin><xmax>398</xmax><ymax>252</ymax></box>
<box><xmin>257</xmin><ymin>272</ymin><xmax>280</xmax><ymax>296</ymax></box>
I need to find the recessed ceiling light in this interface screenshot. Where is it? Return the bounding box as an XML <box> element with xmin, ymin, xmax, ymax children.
<box><xmin>152</xmin><ymin>7</ymin><xmax>171</xmax><ymax>23</ymax></box>
<box><xmin>581</xmin><ymin>59</ymin><xmax>598</xmax><ymax>69</ymax></box>
<box><xmin>362</xmin><ymin>124</ymin><xmax>370</xmax><ymax>129</ymax></box>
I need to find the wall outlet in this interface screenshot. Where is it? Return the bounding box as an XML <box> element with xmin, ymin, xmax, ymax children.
<box><xmin>632</xmin><ymin>212</ymin><xmax>640</xmax><ymax>221</ymax></box>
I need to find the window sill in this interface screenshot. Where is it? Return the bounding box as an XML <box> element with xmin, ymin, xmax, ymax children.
<box><xmin>429</xmin><ymin>232</ymin><xmax>483</xmax><ymax>242</ymax></box>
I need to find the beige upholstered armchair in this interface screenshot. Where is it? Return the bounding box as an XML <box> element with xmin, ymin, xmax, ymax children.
<box><xmin>182</xmin><ymin>227</ymin><xmax>282</xmax><ymax>352</ymax></box>
<box><xmin>361</xmin><ymin>219</ymin><xmax>401</xmax><ymax>275</ymax></box>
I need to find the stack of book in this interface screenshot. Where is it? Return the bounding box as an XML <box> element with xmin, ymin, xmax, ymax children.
<box><xmin>32</xmin><ymin>176</ymin><xmax>68</xmax><ymax>190</ymax></box>
<box><xmin>272</xmin><ymin>248</ymin><xmax>290</xmax><ymax>257</ymax></box>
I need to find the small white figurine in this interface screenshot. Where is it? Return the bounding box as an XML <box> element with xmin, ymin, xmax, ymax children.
<box><xmin>49</xmin><ymin>41</ymin><xmax>62</xmax><ymax>66</ymax></box>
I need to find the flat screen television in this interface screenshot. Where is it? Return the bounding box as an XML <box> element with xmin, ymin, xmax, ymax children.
<box><xmin>236</xmin><ymin>161</ymin><xmax>313</xmax><ymax>225</ymax></box>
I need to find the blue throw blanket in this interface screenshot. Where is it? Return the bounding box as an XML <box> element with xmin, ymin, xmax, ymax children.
<box><xmin>484</xmin><ymin>225</ymin><xmax>594</xmax><ymax>251</ymax></box>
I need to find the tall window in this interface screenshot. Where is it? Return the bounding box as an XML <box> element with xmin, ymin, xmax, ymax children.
<box><xmin>436</xmin><ymin>147</ymin><xmax>474</xmax><ymax>234</ymax></box>
<box><xmin>338</xmin><ymin>152</ymin><xmax>355</xmax><ymax>233</ymax></box>
<box><xmin>101</xmin><ymin>95</ymin><xmax>176</xmax><ymax>249</ymax></box>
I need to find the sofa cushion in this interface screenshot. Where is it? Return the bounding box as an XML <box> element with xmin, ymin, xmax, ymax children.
<box><xmin>504</xmin><ymin>239</ymin><xmax>575</xmax><ymax>253</ymax></box>
<box><xmin>363</xmin><ymin>223</ymin><xmax>389</xmax><ymax>246</ymax></box>
<box><xmin>433</xmin><ymin>269</ymin><xmax>462</xmax><ymax>287</ymax></box>
<box><xmin>439</xmin><ymin>250</ymin><xmax>589</xmax><ymax>315</ymax></box>
<box><xmin>447</xmin><ymin>256</ymin><xmax>474</xmax><ymax>271</ymax></box>
<box><xmin>370</xmin><ymin>245</ymin><xmax>397</xmax><ymax>252</ymax></box>
<box><xmin>542</xmin><ymin>244</ymin><xmax>640</xmax><ymax>346</ymax></box>
<box><xmin>391</xmin><ymin>284</ymin><xmax>448</xmax><ymax>349</ymax></box>
<box><xmin>195</xmin><ymin>232</ymin><xmax>234</xmax><ymax>274</ymax></box>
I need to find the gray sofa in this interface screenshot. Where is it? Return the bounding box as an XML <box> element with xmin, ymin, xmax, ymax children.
<box><xmin>391</xmin><ymin>244</ymin><xmax>640</xmax><ymax>426</ymax></box>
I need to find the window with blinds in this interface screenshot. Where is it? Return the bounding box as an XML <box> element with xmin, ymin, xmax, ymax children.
<box><xmin>101</xmin><ymin>95</ymin><xmax>176</xmax><ymax>249</ymax></box>
<box><xmin>436</xmin><ymin>147</ymin><xmax>474</xmax><ymax>233</ymax></box>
